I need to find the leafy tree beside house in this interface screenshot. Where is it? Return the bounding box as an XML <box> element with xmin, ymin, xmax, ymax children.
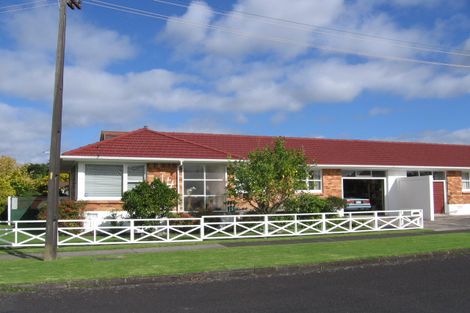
<box><xmin>227</xmin><ymin>138</ymin><xmax>309</xmax><ymax>214</ymax></box>
<box><xmin>122</xmin><ymin>178</ymin><xmax>180</xmax><ymax>219</ymax></box>
<box><xmin>0</xmin><ymin>156</ymin><xmax>37</xmax><ymax>209</ymax></box>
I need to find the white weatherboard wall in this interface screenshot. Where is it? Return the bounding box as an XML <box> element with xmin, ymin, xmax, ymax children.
<box><xmin>395</xmin><ymin>176</ymin><xmax>434</xmax><ymax>221</ymax></box>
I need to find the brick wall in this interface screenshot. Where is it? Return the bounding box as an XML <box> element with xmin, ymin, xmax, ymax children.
<box><xmin>83</xmin><ymin>200</ymin><xmax>123</xmax><ymax>212</ymax></box>
<box><xmin>322</xmin><ymin>169</ymin><xmax>342</xmax><ymax>198</ymax></box>
<box><xmin>146</xmin><ymin>163</ymin><xmax>178</xmax><ymax>187</ymax></box>
<box><xmin>447</xmin><ymin>171</ymin><xmax>470</xmax><ymax>204</ymax></box>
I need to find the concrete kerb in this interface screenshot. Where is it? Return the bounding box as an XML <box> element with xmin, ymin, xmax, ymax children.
<box><xmin>3</xmin><ymin>248</ymin><xmax>470</xmax><ymax>293</ymax></box>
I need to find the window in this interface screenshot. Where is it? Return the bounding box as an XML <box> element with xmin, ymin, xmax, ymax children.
<box><xmin>407</xmin><ymin>171</ymin><xmax>445</xmax><ymax>181</ymax></box>
<box><xmin>463</xmin><ymin>172</ymin><xmax>470</xmax><ymax>191</ymax></box>
<box><xmin>301</xmin><ymin>169</ymin><xmax>322</xmax><ymax>192</ymax></box>
<box><xmin>85</xmin><ymin>165</ymin><xmax>123</xmax><ymax>197</ymax></box>
<box><xmin>184</xmin><ymin>164</ymin><xmax>226</xmax><ymax>211</ymax></box>
<box><xmin>341</xmin><ymin>170</ymin><xmax>386</xmax><ymax>177</ymax></box>
<box><xmin>127</xmin><ymin>165</ymin><xmax>145</xmax><ymax>191</ymax></box>
<box><xmin>83</xmin><ymin>164</ymin><xmax>145</xmax><ymax>199</ymax></box>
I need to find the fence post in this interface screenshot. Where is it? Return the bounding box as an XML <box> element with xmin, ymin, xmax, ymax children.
<box><xmin>374</xmin><ymin>211</ymin><xmax>379</xmax><ymax>230</ymax></box>
<box><xmin>14</xmin><ymin>221</ymin><xmax>18</xmax><ymax>246</ymax></box>
<box><xmin>166</xmin><ymin>218</ymin><xmax>170</xmax><ymax>241</ymax></box>
<box><xmin>349</xmin><ymin>213</ymin><xmax>353</xmax><ymax>231</ymax></box>
<box><xmin>93</xmin><ymin>222</ymin><xmax>97</xmax><ymax>243</ymax></box>
<box><xmin>322</xmin><ymin>213</ymin><xmax>326</xmax><ymax>233</ymax></box>
<box><xmin>294</xmin><ymin>214</ymin><xmax>298</xmax><ymax>235</ymax></box>
<box><xmin>200</xmin><ymin>217</ymin><xmax>205</xmax><ymax>241</ymax></box>
<box><xmin>130</xmin><ymin>220</ymin><xmax>135</xmax><ymax>243</ymax></box>
<box><xmin>7</xmin><ymin>196</ymin><xmax>11</xmax><ymax>226</ymax></box>
<box><xmin>233</xmin><ymin>216</ymin><xmax>237</xmax><ymax>237</ymax></box>
<box><xmin>399</xmin><ymin>211</ymin><xmax>403</xmax><ymax>229</ymax></box>
<box><xmin>264</xmin><ymin>215</ymin><xmax>269</xmax><ymax>237</ymax></box>
<box><xmin>420</xmin><ymin>210</ymin><xmax>424</xmax><ymax>228</ymax></box>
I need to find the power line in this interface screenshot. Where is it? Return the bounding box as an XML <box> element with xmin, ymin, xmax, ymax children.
<box><xmin>153</xmin><ymin>0</ymin><xmax>470</xmax><ymax>57</ymax></box>
<box><xmin>84</xmin><ymin>0</ymin><xmax>470</xmax><ymax>69</ymax></box>
<box><xmin>0</xmin><ymin>1</ymin><xmax>56</xmax><ymax>14</ymax></box>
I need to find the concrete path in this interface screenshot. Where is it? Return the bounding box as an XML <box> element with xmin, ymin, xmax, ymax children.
<box><xmin>424</xmin><ymin>215</ymin><xmax>470</xmax><ymax>231</ymax></box>
<box><xmin>1</xmin><ymin>229</ymin><xmax>468</xmax><ymax>261</ymax></box>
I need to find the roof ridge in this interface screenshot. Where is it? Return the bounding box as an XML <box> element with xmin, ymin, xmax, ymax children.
<box><xmin>151</xmin><ymin>129</ymin><xmax>244</xmax><ymax>159</ymax></box>
<box><xmin>158</xmin><ymin>130</ymin><xmax>470</xmax><ymax>148</ymax></box>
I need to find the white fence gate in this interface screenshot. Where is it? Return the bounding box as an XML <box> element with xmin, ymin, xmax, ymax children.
<box><xmin>0</xmin><ymin>210</ymin><xmax>423</xmax><ymax>247</ymax></box>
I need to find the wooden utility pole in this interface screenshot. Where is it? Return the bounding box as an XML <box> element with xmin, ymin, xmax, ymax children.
<box><xmin>44</xmin><ymin>0</ymin><xmax>81</xmax><ymax>261</ymax></box>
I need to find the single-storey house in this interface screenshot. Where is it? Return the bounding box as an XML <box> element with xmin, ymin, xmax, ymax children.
<box><xmin>61</xmin><ymin>127</ymin><xmax>470</xmax><ymax>221</ymax></box>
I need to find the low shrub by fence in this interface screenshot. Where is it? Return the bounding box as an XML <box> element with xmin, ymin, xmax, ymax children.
<box><xmin>0</xmin><ymin>210</ymin><xmax>423</xmax><ymax>247</ymax></box>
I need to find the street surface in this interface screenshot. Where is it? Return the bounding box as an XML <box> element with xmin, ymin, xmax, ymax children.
<box><xmin>2</xmin><ymin>253</ymin><xmax>470</xmax><ymax>313</ymax></box>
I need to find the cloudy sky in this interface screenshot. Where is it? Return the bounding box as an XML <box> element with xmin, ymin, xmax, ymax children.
<box><xmin>0</xmin><ymin>0</ymin><xmax>469</xmax><ymax>163</ymax></box>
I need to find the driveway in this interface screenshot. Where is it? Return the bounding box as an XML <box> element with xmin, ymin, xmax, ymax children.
<box><xmin>425</xmin><ymin>215</ymin><xmax>470</xmax><ymax>231</ymax></box>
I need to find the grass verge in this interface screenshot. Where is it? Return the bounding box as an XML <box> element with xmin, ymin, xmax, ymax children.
<box><xmin>0</xmin><ymin>231</ymin><xmax>469</xmax><ymax>287</ymax></box>
<box><xmin>0</xmin><ymin>229</ymin><xmax>430</xmax><ymax>254</ymax></box>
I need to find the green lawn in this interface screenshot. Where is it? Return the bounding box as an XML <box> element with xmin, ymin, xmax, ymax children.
<box><xmin>1</xmin><ymin>231</ymin><xmax>470</xmax><ymax>287</ymax></box>
<box><xmin>0</xmin><ymin>229</ymin><xmax>429</xmax><ymax>254</ymax></box>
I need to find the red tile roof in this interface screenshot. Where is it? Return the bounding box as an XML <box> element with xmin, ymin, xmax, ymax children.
<box><xmin>63</xmin><ymin>128</ymin><xmax>470</xmax><ymax>168</ymax></box>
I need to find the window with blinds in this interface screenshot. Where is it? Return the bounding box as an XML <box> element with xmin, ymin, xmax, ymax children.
<box><xmin>127</xmin><ymin>165</ymin><xmax>145</xmax><ymax>191</ymax></box>
<box><xmin>463</xmin><ymin>172</ymin><xmax>470</xmax><ymax>191</ymax></box>
<box><xmin>85</xmin><ymin>165</ymin><xmax>123</xmax><ymax>197</ymax></box>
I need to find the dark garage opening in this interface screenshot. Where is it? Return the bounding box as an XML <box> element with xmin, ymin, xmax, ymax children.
<box><xmin>343</xmin><ymin>179</ymin><xmax>385</xmax><ymax>211</ymax></box>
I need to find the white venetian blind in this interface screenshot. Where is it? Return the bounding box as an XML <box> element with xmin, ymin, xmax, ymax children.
<box><xmin>85</xmin><ymin>165</ymin><xmax>123</xmax><ymax>197</ymax></box>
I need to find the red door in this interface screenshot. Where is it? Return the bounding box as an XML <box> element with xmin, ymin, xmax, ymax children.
<box><xmin>433</xmin><ymin>182</ymin><xmax>445</xmax><ymax>214</ymax></box>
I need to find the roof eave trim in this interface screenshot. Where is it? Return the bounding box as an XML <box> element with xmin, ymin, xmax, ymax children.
<box><xmin>61</xmin><ymin>156</ymin><xmax>470</xmax><ymax>170</ymax></box>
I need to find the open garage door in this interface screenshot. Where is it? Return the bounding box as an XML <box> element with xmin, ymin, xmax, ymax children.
<box><xmin>343</xmin><ymin>179</ymin><xmax>385</xmax><ymax>211</ymax></box>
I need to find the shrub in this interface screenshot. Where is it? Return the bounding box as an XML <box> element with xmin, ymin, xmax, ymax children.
<box><xmin>37</xmin><ymin>199</ymin><xmax>86</xmax><ymax>220</ymax></box>
<box><xmin>122</xmin><ymin>178</ymin><xmax>179</xmax><ymax>219</ymax></box>
<box><xmin>325</xmin><ymin>196</ymin><xmax>347</xmax><ymax>211</ymax></box>
<box><xmin>283</xmin><ymin>193</ymin><xmax>329</xmax><ymax>214</ymax></box>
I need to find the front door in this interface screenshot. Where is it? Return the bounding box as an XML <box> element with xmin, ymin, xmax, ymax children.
<box><xmin>433</xmin><ymin>181</ymin><xmax>445</xmax><ymax>214</ymax></box>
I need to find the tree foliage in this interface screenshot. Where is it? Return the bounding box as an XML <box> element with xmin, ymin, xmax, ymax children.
<box><xmin>122</xmin><ymin>178</ymin><xmax>180</xmax><ymax>219</ymax></box>
<box><xmin>227</xmin><ymin>138</ymin><xmax>308</xmax><ymax>214</ymax></box>
<box><xmin>0</xmin><ymin>156</ymin><xmax>37</xmax><ymax>208</ymax></box>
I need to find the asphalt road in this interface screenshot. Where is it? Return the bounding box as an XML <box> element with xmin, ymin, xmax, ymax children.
<box><xmin>2</xmin><ymin>253</ymin><xmax>470</xmax><ymax>313</ymax></box>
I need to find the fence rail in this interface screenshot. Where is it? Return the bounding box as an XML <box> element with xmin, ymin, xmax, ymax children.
<box><xmin>0</xmin><ymin>210</ymin><xmax>423</xmax><ymax>247</ymax></box>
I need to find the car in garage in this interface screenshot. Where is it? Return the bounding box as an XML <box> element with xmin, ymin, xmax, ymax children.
<box><xmin>345</xmin><ymin>198</ymin><xmax>372</xmax><ymax>211</ymax></box>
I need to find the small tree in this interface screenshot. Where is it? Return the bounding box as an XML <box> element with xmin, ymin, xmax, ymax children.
<box><xmin>227</xmin><ymin>138</ymin><xmax>308</xmax><ymax>214</ymax></box>
<box><xmin>122</xmin><ymin>178</ymin><xmax>179</xmax><ymax>219</ymax></box>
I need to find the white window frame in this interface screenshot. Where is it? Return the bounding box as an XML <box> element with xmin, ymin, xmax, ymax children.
<box><xmin>299</xmin><ymin>168</ymin><xmax>322</xmax><ymax>193</ymax></box>
<box><xmin>183</xmin><ymin>164</ymin><xmax>227</xmax><ymax>212</ymax></box>
<box><xmin>77</xmin><ymin>163</ymin><xmax>146</xmax><ymax>201</ymax></box>
<box><xmin>463</xmin><ymin>171</ymin><xmax>470</xmax><ymax>192</ymax></box>
<box><xmin>406</xmin><ymin>170</ymin><xmax>446</xmax><ymax>181</ymax></box>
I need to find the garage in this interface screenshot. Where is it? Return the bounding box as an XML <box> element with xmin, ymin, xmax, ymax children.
<box><xmin>342</xmin><ymin>171</ymin><xmax>386</xmax><ymax>211</ymax></box>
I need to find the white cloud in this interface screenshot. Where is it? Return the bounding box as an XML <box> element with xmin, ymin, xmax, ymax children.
<box><xmin>0</xmin><ymin>103</ymin><xmax>50</xmax><ymax>163</ymax></box>
<box><xmin>162</xmin><ymin>0</ymin><xmax>344</xmax><ymax>59</ymax></box>
<box><xmin>162</xmin><ymin>1</ymin><xmax>214</xmax><ymax>50</ymax></box>
<box><xmin>384</xmin><ymin>128</ymin><xmax>470</xmax><ymax>145</ymax></box>
<box><xmin>3</xmin><ymin>6</ymin><xmax>136</xmax><ymax>69</ymax></box>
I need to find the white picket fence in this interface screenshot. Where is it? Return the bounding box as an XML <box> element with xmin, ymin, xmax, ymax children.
<box><xmin>0</xmin><ymin>210</ymin><xmax>423</xmax><ymax>247</ymax></box>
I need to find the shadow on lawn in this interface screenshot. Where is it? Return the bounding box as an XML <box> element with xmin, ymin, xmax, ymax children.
<box><xmin>1</xmin><ymin>248</ymin><xmax>43</xmax><ymax>261</ymax></box>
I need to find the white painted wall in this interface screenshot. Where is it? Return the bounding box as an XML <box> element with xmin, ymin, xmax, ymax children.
<box><xmin>385</xmin><ymin>170</ymin><xmax>407</xmax><ymax>211</ymax></box>
<box><xmin>448</xmin><ymin>204</ymin><xmax>470</xmax><ymax>215</ymax></box>
<box><xmin>395</xmin><ymin>176</ymin><xmax>434</xmax><ymax>221</ymax></box>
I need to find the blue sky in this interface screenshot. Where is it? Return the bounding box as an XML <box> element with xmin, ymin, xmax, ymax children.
<box><xmin>0</xmin><ymin>0</ymin><xmax>469</xmax><ymax>163</ymax></box>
